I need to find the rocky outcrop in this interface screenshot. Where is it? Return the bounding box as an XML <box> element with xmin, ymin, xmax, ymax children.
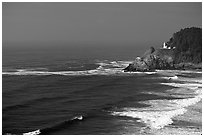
<box><xmin>142</xmin><ymin>46</ymin><xmax>155</xmax><ymax>58</ymax></box>
<box><xmin>124</xmin><ymin>57</ymin><xmax>149</xmax><ymax>72</ymax></box>
<box><xmin>124</xmin><ymin>47</ymin><xmax>175</xmax><ymax>72</ymax></box>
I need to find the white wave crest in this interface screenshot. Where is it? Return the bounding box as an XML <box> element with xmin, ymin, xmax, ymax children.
<box><xmin>160</xmin><ymin>82</ymin><xmax>202</xmax><ymax>89</ymax></box>
<box><xmin>3</xmin><ymin>60</ymin><xmax>157</xmax><ymax>76</ymax></box>
<box><xmin>112</xmin><ymin>107</ymin><xmax>187</xmax><ymax>129</ymax></box>
<box><xmin>2</xmin><ymin>69</ymin><xmax>158</xmax><ymax>76</ymax></box>
<box><xmin>112</xmin><ymin>91</ymin><xmax>201</xmax><ymax>130</ymax></box>
<box><xmin>171</xmin><ymin>95</ymin><xmax>202</xmax><ymax>108</ymax></box>
<box><xmin>23</xmin><ymin>129</ymin><xmax>41</xmax><ymax>135</ymax></box>
<box><xmin>72</xmin><ymin>115</ymin><xmax>83</xmax><ymax>120</ymax></box>
<box><xmin>156</xmin><ymin>69</ymin><xmax>202</xmax><ymax>74</ymax></box>
<box><xmin>161</xmin><ymin>75</ymin><xmax>202</xmax><ymax>84</ymax></box>
<box><xmin>123</xmin><ymin>71</ymin><xmax>157</xmax><ymax>75</ymax></box>
<box><xmin>2</xmin><ymin>68</ymin><xmax>125</xmax><ymax>76</ymax></box>
<box><xmin>162</xmin><ymin>76</ymin><xmax>178</xmax><ymax>80</ymax></box>
<box><xmin>177</xmin><ymin>77</ymin><xmax>202</xmax><ymax>83</ymax></box>
<box><xmin>3</xmin><ymin>65</ymin><xmax>156</xmax><ymax>76</ymax></box>
<box><xmin>96</xmin><ymin>60</ymin><xmax>132</xmax><ymax>68</ymax></box>
<box><xmin>144</xmin><ymin>72</ymin><xmax>157</xmax><ymax>75</ymax></box>
<box><xmin>3</xmin><ymin>60</ymin><xmax>132</xmax><ymax>76</ymax></box>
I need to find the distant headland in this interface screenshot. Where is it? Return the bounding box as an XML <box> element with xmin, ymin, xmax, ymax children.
<box><xmin>124</xmin><ymin>27</ymin><xmax>202</xmax><ymax>72</ymax></box>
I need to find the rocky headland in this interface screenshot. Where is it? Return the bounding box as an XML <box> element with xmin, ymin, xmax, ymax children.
<box><xmin>124</xmin><ymin>27</ymin><xmax>202</xmax><ymax>72</ymax></box>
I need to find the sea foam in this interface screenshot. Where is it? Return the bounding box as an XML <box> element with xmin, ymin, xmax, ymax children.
<box><xmin>112</xmin><ymin>91</ymin><xmax>201</xmax><ymax>130</ymax></box>
<box><xmin>23</xmin><ymin>129</ymin><xmax>41</xmax><ymax>135</ymax></box>
<box><xmin>112</xmin><ymin>107</ymin><xmax>187</xmax><ymax>129</ymax></box>
<box><xmin>2</xmin><ymin>60</ymin><xmax>159</xmax><ymax>76</ymax></box>
<box><xmin>111</xmin><ymin>72</ymin><xmax>202</xmax><ymax>130</ymax></box>
<box><xmin>162</xmin><ymin>76</ymin><xmax>178</xmax><ymax>80</ymax></box>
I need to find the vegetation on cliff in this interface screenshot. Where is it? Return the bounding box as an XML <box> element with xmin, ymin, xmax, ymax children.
<box><xmin>165</xmin><ymin>27</ymin><xmax>202</xmax><ymax>63</ymax></box>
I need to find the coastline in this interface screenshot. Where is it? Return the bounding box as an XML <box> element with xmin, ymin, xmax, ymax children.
<box><xmin>148</xmin><ymin>100</ymin><xmax>202</xmax><ymax>135</ymax></box>
<box><xmin>143</xmin><ymin>70</ymin><xmax>202</xmax><ymax>135</ymax></box>
<box><xmin>124</xmin><ymin>62</ymin><xmax>202</xmax><ymax>73</ymax></box>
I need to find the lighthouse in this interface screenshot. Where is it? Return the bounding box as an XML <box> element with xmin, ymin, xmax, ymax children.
<box><xmin>163</xmin><ymin>42</ymin><xmax>167</xmax><ymax>49</ymax></box>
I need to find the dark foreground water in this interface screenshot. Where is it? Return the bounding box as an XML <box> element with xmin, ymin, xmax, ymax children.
<box><xmin>2</xmin><ymin>46</ymin><xmax>202</xmax><ymax>135</ymax></box>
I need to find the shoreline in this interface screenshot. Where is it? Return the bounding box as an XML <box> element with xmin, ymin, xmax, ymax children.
<box><xmin>138</xmin><ymin>69</ymin><xmax>202</xmax><ymax>135</ymax></box>
<box><xmin>158</xmin><ymin>70</ymin><xmax>202</xmax><ymax>135</ymax></box>
<box><xmin>154</xmin><ymin>100</ymin><xmax>202</xmax><ymax>135</ymax></box>
<box><xmin>138</xmin><ymin>98</ymin><xmax>202</xmax><ymax>135</ymax></box>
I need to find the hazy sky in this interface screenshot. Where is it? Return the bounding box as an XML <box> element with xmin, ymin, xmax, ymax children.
<box><xmin>2</xmin><ymin>2</ymin><xmax>202</xmax><ymax>47</ymax></box>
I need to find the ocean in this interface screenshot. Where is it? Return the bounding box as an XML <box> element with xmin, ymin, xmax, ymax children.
<box><xmin>2</xmin><ymin>45</ymin><xmax>202</xmax><ymax>135</ymax></box>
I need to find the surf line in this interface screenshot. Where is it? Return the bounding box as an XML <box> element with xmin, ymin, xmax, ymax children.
<box><xmin>20</xmin><ymin>115</ymin><xmax>84</xmax><ymax>135</ymax></box>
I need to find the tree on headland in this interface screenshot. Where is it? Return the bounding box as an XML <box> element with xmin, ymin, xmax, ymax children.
<box><xmin>166</xmin><ymin>27</ymin><xmax>202</xmax><ymax>63</ymax></box>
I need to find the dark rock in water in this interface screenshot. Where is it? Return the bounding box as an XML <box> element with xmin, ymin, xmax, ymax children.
<box><xmin>131</xmin><ymin>57</ymin><xmax>149</xmax><ymax>71</ymax></box>
<box><xmin>124</xmin><ymin>63</ymin><xmax>136</xmax><ymax>72</ymax></box>
<box><xmin>124</xmin><ymin>47</ymin><xmax>175</xmax><ymax>72</ymax></box>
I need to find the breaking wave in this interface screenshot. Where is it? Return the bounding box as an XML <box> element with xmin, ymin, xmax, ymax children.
<box><xmin>111</xmin><ymin>73</ymin><xmax>202</xmax><ymax>130</ymax></box>
<box><xmin>95</xmin><ymin>60</ymin><xmax>132</xmax><ymax>68</ymax></box>
<box><xmin>2</xmin><ymin>69</ymin><xmax>158</xmax><ymax>76</ymax></box>
<box><xmin>2</xmin><ymin>60</ymin><xmax>157</xmax><ymax>76</ymax></box>
<box><xmin>112</xmin><ymin>106</ymin><xmax>187</xmax><ymax>129</ymax></box>
<box><xmin>23</xmin><ymin>130</ymin><xmax>41</xmax><ymax>135</ymax></box>
<box><xmin>4</xmin><ymin>115</ymin><xmax>84</xmax><ymax>135</ymax></box>
<box><xmin>2</xmin><ymin>68</ymin><xmax>124</xmax><ymax>76</ymax></box>
<box><xmin>160</xmin><ymin>83</ymin><xmax>202</xmax><ymax>89</ymax></box>
<box><xmin>156</xmin><ymin>69</ymin><xmax>202</xmax><ymax>74</ymax></box>
<box><xmin>161</xmin><ymin>76</ymin><xmax>178</xmax><ymax>80</ymax></box>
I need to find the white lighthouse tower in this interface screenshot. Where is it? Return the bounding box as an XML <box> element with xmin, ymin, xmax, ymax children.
<box><xmin>163</xmin><ymin>42</ymin><xmax>167</xmax><ymax>49</ymax></box>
